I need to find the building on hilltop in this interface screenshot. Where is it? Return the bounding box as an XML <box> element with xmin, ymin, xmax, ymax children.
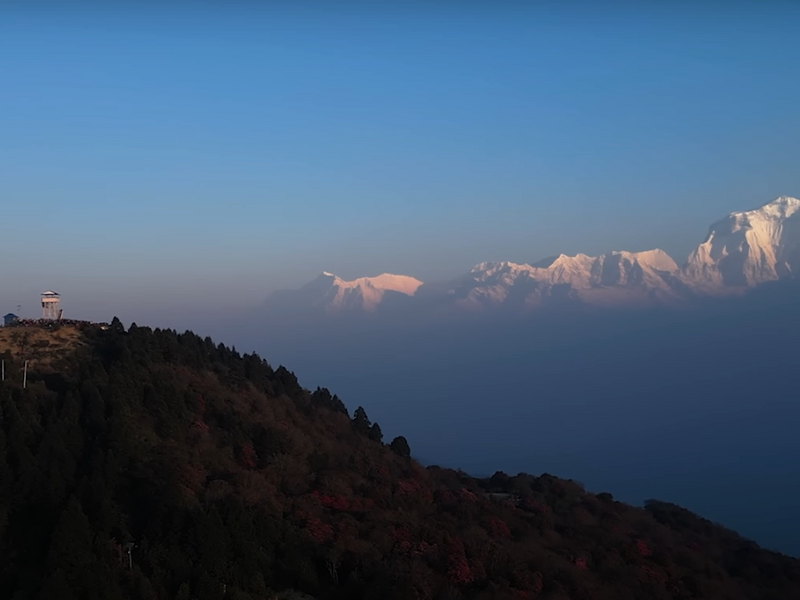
<box><xmin>3</xmin><ymin>313</ymin><xmax>18</xmax><ymax>326</ymax></box>
<box><xmin>41</xmin><ymin>291</ymin><xmax>61</xmax><ymax>320</ymax></box>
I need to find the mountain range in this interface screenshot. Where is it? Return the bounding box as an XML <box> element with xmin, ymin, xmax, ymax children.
<box><xmin>264</xmin><ymin>196</ymin><xmax>800</xmax><ymax>314</ymax></box>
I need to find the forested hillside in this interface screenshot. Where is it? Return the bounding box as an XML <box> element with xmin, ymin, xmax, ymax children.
<box><xmin>0</xmin><ymin>321</ymin><xmax>797</xmax><ymax>600</ymax></box>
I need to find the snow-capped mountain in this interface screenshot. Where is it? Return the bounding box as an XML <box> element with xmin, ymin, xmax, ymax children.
<box><xmin>263</xmin><ymin>196</ymin><xmax>800</xmax><ymax>315</ymax></box>
<box><xmin>446</xmin><ymin>249</ymin><xmax>683</xmax><ymax>310</ymax></box>
<box><xmin>681</xmin><ymin>196</ymin><xmax>800</xmax><ymax>291</ymax></box>
<box><xmin>265</xmin><ymin>272</ymin><xmax>423</xmax><ymax>314</ymax></box>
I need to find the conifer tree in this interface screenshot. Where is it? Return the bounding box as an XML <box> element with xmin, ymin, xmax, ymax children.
<box><xmin>352</xmin><ymin>406</ymin><xmax>371</xmax><ymax>436</ymax></box>
<box><xmin>390</xmin><ymin>436</ymin><xmax>411</xmax><ymax>458</ymax></box>
<box><xmin>368</xmin><ymin>422</ymin><xmax>383</xmax><ymax>443</ymax></box>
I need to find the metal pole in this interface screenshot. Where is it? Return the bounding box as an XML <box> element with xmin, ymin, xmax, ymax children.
<box><xmin>2</xmin><ymin>359</ymin><xmax>4</xmax><ymax>382</ymax></box>
<box><xmin>23</xmin><ymin>360</ymin><xmax>28</xmax><ymax>389</ymax></box>
<box><xmin>124</xmin><ymin>543</ymin><xmax>135</xmax><ymax>570</ymax></box>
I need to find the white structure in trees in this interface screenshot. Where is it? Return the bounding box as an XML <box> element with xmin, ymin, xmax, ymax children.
<box><xmin>41</xmin><ymin>291</ymin><xmax>61</xmax><ymax>320</ymax></box>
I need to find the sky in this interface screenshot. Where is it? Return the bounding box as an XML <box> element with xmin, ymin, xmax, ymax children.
<box><xmin>2</xmin><ymin>1</ymin><xmax>800</xmax><ymax>324</ymax></box>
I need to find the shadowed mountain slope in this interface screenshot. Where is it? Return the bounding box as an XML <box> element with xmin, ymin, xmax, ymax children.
<box><xmin>0</xmin><ymin>322</ymin><xmax>798</xmax><ymax>600</ymax></box>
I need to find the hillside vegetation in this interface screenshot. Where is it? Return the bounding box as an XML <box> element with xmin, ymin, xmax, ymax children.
<box><xmin>0</xmin><ymin>321</ymin><xmax>797</xmax><ymax>600</ymax></box>
<box><xmin>0</xmin><ymin>323</ymin><xmax>88</xmax><ymax>372</ymax></box>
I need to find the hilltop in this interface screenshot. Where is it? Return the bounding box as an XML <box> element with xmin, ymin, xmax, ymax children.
<box><xmin>0</xmin><ymin>322</ymin><xmax>798</xmax><ymax>600</ymax></box>
<box><xmin>0</xmin><ymin>321</ymin><xmax>93</xmax><ymax>374</ymax></box>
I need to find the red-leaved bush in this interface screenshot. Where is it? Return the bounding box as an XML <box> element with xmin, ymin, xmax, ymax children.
<box><xmin>487</xmin><ymin>516</ymin><xmax>511</xmax><ymax>540</ymax></box>
<box><xmin>237</xmin><ymin>442</ymin><xmax>257</xmax><ymax>469</ymax></box>
<box><xmin>520</xmin><ymin>497</ymin><xmax>551</xmax><ymax>514</ymax></box>
<box><xmin>305</xmin><ymin>517</ymin><xmax>334</xmax><ymax>544</ymax></box>
<box><xmin>636</xmin><ymin>539</ymin><xmax>653</xmax><ymax>558</ymax></box>
<box><xmin>446</xmin><ymin>538</ymin><xmax>473</xmax><ymax>585</ymax></box>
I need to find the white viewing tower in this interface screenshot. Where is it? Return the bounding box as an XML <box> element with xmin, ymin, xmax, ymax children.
<box><xmin>41</xmin><ymin>291</ymin><xmax>61</xmax><ymax>320</ymax></box>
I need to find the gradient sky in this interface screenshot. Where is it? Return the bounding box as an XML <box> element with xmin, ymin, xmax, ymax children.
<box><xmin>2</xmin><ymin>1</ymin><xmax>800</xmax><ymax>325</ymax></box>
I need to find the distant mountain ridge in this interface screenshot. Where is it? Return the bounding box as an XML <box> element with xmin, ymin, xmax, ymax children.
<box><xmin>266</xmin><ymin>271</ymin><xmax>423</xmax><ymax>313</ymax></box>
<box><xmin>264</xmin><ymin>196</ymin><xmax>800</xmax><ymax>314</ymax></box>
<box><xmin>448</xmin><ymin>249</ymin><xmax>683</xmax><ymax>310</ymax></box>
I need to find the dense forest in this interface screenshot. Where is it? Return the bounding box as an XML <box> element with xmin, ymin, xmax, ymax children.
<box><xmin>0</xmin><ymin>321</ymin><xmax>798</xmax><ymax>600</ymax></box>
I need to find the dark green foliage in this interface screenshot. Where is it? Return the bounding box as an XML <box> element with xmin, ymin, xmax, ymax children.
<box><xmin>368</xmin><ymin>423</ymin><xmax>383</xmax><ymax>444</ymax></box>
<box><xmin>0</xmin><ymin>322</ymin><xmax>797</xmax><ymax>600</ymax></box>
<box><xmin>311</xmin><ymin>388</ymin><xmax>348</xmax><ymax>416</ymax></box>
<box><xmin>351</xmin><ymin>406</ymin><xmax>384</xmax><ymax>444</ymax></box>
<box><xmin>351</xmin><ymin>406</ymin><xmax>371</xmax><ymax>435</ymax></box>
<box><xmin>389</xmin><ymin>436</ymin><xmax>411</xmax><ymax>458</ymax></box>
<box><xmin>44</xmin><ymin>496</ymin><xmax>106</xmax><ymax>600</ymax></box>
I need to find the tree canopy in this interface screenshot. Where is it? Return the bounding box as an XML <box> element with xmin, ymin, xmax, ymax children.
<box><xmin>0</xmin><ymin>322</ymin><xmax>797</xmax><ymax>600</ymax></box>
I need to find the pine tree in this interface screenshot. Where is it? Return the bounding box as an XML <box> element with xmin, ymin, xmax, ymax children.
<box><xmin>45</xmin><ymin>497</ymin><xmax>98</xmax><ymax>598</ymax></box>
<box><xmin>368</xmin><ymin>423</ymin><xmax>383</xmax><ymax>443</ymax></box>
<box><xmin>352</xmin><ymin>407</ymin><xmax>371</xmax><ymax>436</ymax></box>
<box><xmin>389</xmin><ymin>436</ymin><xmax>411</xmax><ymax>458</ymax></box>
<box><xmin>109</xmin><ymin>317</ymin><xmax>125</xmax><ymax>333</ymax></box>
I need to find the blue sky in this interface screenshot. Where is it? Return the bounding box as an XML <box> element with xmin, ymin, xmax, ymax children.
<box><xmin>2</xmin><ymin>2</ymin><xmax>800</xmax><ymax>324</ymax></box>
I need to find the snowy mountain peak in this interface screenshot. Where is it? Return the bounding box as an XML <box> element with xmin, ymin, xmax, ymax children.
<box><xmin>747</xmin><ymin>195</ymin><xmax>800</xmax><ymax>213</ymax></box>
<box><xmin>350</xmin><ymin>273</ymin><xmax>424</xmax><ymax>295</ymax></box>
<box><xmin>267</xmin><ymin>272</ymin><xmax>423</xmax><ymax>314</ymax></box>
<box><xmin>610</xmin><ymin>249</ymin><xmax>678</xmax><ymax>273</ymax></box>
<box><xmin>266</xmin><ymin>195</ymin><xmax>800</xmax><ymax>316</ymax></box>
<box><xmin>682</xmin><ymin>196</ymin><xmax>800</xmax><ymax>289</ymax></box>
<box><xmin>451</xmin><ymin>249</ymin><xmax>681</xmax><ymax>310</ymax></box>
<box><xmin>724</xmin><ymin>196</ymin><xmax>800</xmax><ymax>229</ymax></box>
<box><xmin>469</xmin><ymin>261</ymin><xmax>526</xmax><ymax>274</ymax></box>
